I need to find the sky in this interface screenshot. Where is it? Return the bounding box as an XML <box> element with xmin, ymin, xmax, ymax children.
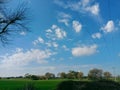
<box><xmin>0</xmin><ymin>0</ymin><xmax>120</xmax><ymax>77</ymax></box>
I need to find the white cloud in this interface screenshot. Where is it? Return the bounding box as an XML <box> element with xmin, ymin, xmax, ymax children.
<box><xmin>58</xmin><ymin>12</ymin><xmax>71</xmax><ymax>26</ymax></box>
<box><xmin>20</xmin><ymin>31</ymin><xmax>26</xmax><ymax>36</ymax></box>
<box><xmin>86</xmin><ymin>3</ymin><xmax>99</xmax><ymax>15</ymax></box>
<box><xmin>0</xmin><ymin>48</ymin><xmax>53</xmax><ymax>68</ymax></box>
<box><xmin>92</xmin><ymin>32</ymin><xmax>102</xmax><ymax>39</ymax></box>
<box><xmin>0</xmin><ymin>66</ymin><xmax>56</xmax><ymax>77</ymax></box>
<box><xmin>72</xmin><ymin>44</ymin><xmax>98</xmax><ymax>57</ymax></box>
<box><xmin>45</xmin><ymin>41</ymin><xmax>59</xmax><ymax>48</ymax></box>
<box><xmin>0</xmin><ymin>49</ymin><xmax>53</xmax><ymax>70</ymax></box>
<box><xmin>51</xmin><ymin>24</ymin><xmax>58</xmax><ymax>30</ymax></box>
<box><xmin>54</xmin><ymin>0</ymin><xmax>100</xmax><ymax>16</ymax></box>
<box><xmin>46</xmin><ymin>29</ymin><xmax>52</xmax><ymax>33</ymax></box>
<box><xmin>55</xmin><ymin>28</ymin><xmax>66</xmax><ymax>39</ymax></box>
<box><xmin>38</xmin><ymin>37</ymin><xmax>44</xmax><ymax>43</ymax></box>
<box><xmin>46</xmin><ymin>25</ymin><xmax>67</xmax><ymax>39</ymax></box>
<box><xmin>58</xmin><ymin>19</ymin><xmax>69</xmax><ymax>26</ymax></box>
<box><xmin>58</xmin><ymin>12</ymin><xmax>71</xmax><ymax>19</ymax></box>
<box><xmin>53</xmin><ymin>42</ymin><xmax>59</xmax><ymax>48</ymax></box>
<box><xmin>33</xmin><ymin>37</ymin><xmax>44</xmax><ymax>45</ymax></box>
<box><xmin>81</xmin><ymin>0</ymin><xmax>90</xmax><ymax>7</ymax></box>
<box><xmin>101</xmin><ymin>20</ymin><xmax>115</xmax><ymax>33</ymax></box>
<box><xmin>72</xmin><ymin>20</ymin><xmax>82</xmax><ymax>33</ymax></box>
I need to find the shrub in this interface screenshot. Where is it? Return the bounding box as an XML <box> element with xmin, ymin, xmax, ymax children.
<box><xmin>56</xmin><ymin>80</ymin><xmax>120</xmax><ymax>90</ymax></box>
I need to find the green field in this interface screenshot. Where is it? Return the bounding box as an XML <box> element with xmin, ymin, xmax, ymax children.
<box><xmin>0</xmin><ymin>79</ymin><xmax>63</xmax><ymax>90</ymax></box>
<box><xmin>0</xmin><ymin>79</ymin><xmax>120</xmax><ymax>90</ymax></box>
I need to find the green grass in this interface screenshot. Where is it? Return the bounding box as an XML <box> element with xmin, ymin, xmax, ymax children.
<box><xmin>0</xmin><ymin>79</ymin><xmax>120</xmax><ymax>90</ymax></box>
<box><xmin>0</xmin><ymin>79</ymin><xmax>63</xmax><ymax>90</ymax></box>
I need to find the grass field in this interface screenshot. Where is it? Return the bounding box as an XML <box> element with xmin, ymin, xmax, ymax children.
<box><xmin>0</xmin><ymin>79</ymin><xmax>63</xmax><ymax>90</ymax></box>
<box><xmin>0</xmin><ymin>79</ymin><xmax>120</xmax><ymax>90</ymax></box>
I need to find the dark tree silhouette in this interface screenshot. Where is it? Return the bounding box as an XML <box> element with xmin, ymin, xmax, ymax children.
<box><xmin>0</xmin><ymin>0</ymin><xmax>29</xmax><ymax>44</ymax></box>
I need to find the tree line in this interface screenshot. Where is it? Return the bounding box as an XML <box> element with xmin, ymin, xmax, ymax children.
<box><xmin>23</xmin><ymin>68</ymin><xmax>113</xmax><ymax>80</ymax></box>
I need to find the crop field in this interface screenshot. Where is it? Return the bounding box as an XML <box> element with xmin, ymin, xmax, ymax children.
<box><xmin>0</xmin><ymin>79</ymin><xmax>63</xmax><ymax>90</ymax></box>
<box><xmin>0</xmin><ymin>79</ymin><xmax>120</xmax><ymax>90</ymax></box>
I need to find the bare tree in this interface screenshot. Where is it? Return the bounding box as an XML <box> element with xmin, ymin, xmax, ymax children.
<box><xmin>0</xmin><ymin>0</ymin><xmax>29</xmax><ymax>44</ymax></box>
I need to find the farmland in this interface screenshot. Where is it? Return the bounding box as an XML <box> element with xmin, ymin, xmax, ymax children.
<box><xmin>0</xmin><ymin>79</ymin><xmax>120</xmax><ymax>90</ymax></box>
<box><xmin>0</xmin><ymin>79</ymin><xmax>62</xmax><ymax>90</ymax></box>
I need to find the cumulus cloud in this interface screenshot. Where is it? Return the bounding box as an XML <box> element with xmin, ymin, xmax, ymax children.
<box><xmin>92</xmin><ymin>32</ymin><xmax>102</xmax><ymax>39</ymax></box>
<box><xmin>101</xmin><ymin>20</ymin><xmax>115</xmax><ymax>33</ymax></box>
<box><xmin>0</xmin><ymin>48</ymin><xmax>53</xmax><ymax>68</ymax></box>
<box><xmin>55</xmin><ymin>27</ymin><xmax>66</xmax><ymax>39</ymax></box>
<box><xmin>33</xmin><ymin>37</ymin><xmax>44</xmax><ymax>45</ymax></box>
<box><xmin>72</xmin><ymin>44</ymin><xmax>98</xmax><ymax>57</ymax></box>
<box><xmin>46</xmin><ymin>24</ymin><xmax>67</xmax><ymax>39</ymax></box>
<box><xmin>54</xmin><ymin>0</ymin><xmax>100</xmax><ymax>16</ymax></box>
<box><xmin>72</xmin><ymin>20</ymin><xmax>82</xmax><ymax>33</ymax></box>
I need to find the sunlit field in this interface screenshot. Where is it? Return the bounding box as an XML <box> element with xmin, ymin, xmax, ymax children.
<box><xmin>0</xmin><ymin>79</ymin><xmax>120</xmax><ymax>90</ymax></box>
<box><xmin>0</xmin><ymin>79</ymin><xmax>62</xmax><ymax>90</ymax></box>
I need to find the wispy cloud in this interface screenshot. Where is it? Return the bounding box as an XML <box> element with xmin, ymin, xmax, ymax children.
<box><xmin>54</xmin><ymin>0</ymin><xmax>100</xmax><ymax>16</ymax></box>
<box><xmin>58</xmin><ymin>12</ymin><xmax>72</xmax><ymax>26</ymax></box>
<box><xmin>72</xmin><ymin>44</ymin><xmax>98</xmax><ymax>57</ymax></box>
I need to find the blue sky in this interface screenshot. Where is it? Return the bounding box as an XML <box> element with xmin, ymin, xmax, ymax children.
<box><xmin>0</xmin><ymin>0</ymin><xmax>120</xmax><ymax>77</ymax></box>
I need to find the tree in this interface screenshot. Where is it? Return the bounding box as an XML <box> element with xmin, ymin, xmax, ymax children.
<box><xmin>58</xmin><ymin>72</ymin><xmax>66</xmax><ymax>79</ymax></box>
<box><xmin>67</xmin><ymin>70</ymin><xmax>77</xmax><ymax>79</ymax></box>
<box><xmin>77</xmin><ymin>72</ymin><xmax>84</xmax><ymax>80</ymax></box>
<box><xmin>45</xmin><ymin>72</ymin><xmax>55</xmax><ymax>79</ymax></box>
<box><xmin>24</xmin><ymin>73</ymin><xmax>31</xmax><ymax>79</ymax></box>
<box><xmin>0</xmin><ymin>0</ymin><xmax>29</xmax><ymax>44</ymax></box>
<box><xmin>31</xmin><ymin>75</ymin><xmax>39</xmax><ymax>80</ymax></box>
<box><xmin>88</xmin><ymin>68</ymin><xmax>103</xmax><ymax>80</ymax></box>
<box><xmin>104</xmin><ymin>71</ymin><xmax>112</xmax><ymax>79</ymax></box>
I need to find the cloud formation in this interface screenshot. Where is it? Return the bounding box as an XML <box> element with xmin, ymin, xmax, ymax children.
<box><xmin>33</xmin><ymin>37</ymin><xmax>44</xmax><ymax>45</ymax></box>
<box><xmin>101</xmin><ymin>20</ymin><xmax>115</xmax><ymax>33</ymax></box>
<box><xmin>54</xmin><ymin>0</ymin><xmax>100</xmax><ymax>16</ymax></box>
<box><xmin>0</xmin><ymin>48</ymin><xmax>53</xmax><ymax>68</ymax></box>
<box><xmin>92</xmin><ymin>32</ymin><xmax>102</xmax><ymax>39</ymax></box>
<box><xmin>72</xmin><ymin>20</ymin><xmax>82</xmax><ymax>33</ymax></box>
<box><xmin>46</xmin><ymin>25</ymin><xmax>67</xmax><ymax>39</ymax></box>
<box><xmin>58</xmin><ymin>12</ymin><xmax>71</xmax><ymax>26</ymax></box>
<box><xmin>72</xmin><ymin>44</ymin><xmax>98</xmax><ymax>57</ymax></box>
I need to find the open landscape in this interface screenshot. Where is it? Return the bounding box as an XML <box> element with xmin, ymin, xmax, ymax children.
<box><xmin>0</xmin><ymin>0</ymin><xmax>120</xmax><ymax>90</ymax></box>
<box><xmin>0</xmin><ymin>79</ymin><xmax>120</xmax><ymax>90</ymax></box>
<box><xmin>0</xmin><ymin>79</ymin><xmax>61</xmax><ymax>90</ymax></box>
